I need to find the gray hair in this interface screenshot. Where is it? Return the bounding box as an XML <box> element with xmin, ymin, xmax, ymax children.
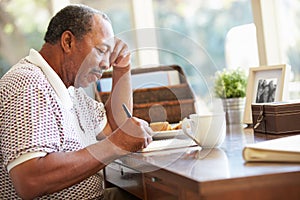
<box><xmin>44</xmin><ymin>4</ymin><xmax>111</xmax><ymax>44</ymax></box>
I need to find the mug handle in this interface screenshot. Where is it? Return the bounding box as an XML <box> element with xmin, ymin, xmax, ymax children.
<box><xmin>182</xmin><ymin>118</ymin><xmax>202</xmax><ymax>147</ymax></box>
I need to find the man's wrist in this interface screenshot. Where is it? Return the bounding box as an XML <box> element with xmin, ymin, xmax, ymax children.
<box><xmin>112</xmin><ymin>64</ymin><xmax>130</xmax><ymax>72</ymax></box>
<box><xmin>86</xmin><ymin>138</ymin><xmax>128</xmax><ymax>165</ymax></box>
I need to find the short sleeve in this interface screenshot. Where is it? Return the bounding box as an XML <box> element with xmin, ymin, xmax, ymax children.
<box><xmin>1</xmin><ymin>73</ymin><xmax>62</xmax><ymax>167</ymax></box>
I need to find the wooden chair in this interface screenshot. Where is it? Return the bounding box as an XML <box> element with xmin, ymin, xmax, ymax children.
<box><xmin>96</xmin><ymin>65</ymin><xmax>196</xmax><ymax>123</ymax></box>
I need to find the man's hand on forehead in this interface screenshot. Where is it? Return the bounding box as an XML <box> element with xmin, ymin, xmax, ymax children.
<box><xmin>110</xmin><ymin>37</ymin><xmax>130</xmax><ymax>68</ymax></box>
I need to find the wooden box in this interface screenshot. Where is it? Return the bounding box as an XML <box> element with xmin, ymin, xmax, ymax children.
<box><xmin>96</xmin><ymin>65</ymin><xmax>196</xmax><ymax>123</ymax></box>
<box><xmin>251</xmin><ymin>102</ymin><xmax>300</xmax><ymax>134</ymax></box>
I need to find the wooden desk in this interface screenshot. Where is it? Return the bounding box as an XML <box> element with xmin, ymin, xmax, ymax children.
<box><xmin>104</xmin><ymin>125</ymin><xmax>300</xmax><ymax>200</ymax></box>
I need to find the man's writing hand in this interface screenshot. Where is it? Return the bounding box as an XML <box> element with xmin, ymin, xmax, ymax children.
<box><xmin>108</xmin><ymin>117</ymin><xmax>153</xmax><ymax>153</ymax></box>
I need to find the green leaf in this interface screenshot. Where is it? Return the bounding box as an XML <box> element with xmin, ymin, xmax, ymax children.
<box><xmin>214</xmin><ymin>68</ymin><xmax>247</xmax><ymax>98</ymax></box>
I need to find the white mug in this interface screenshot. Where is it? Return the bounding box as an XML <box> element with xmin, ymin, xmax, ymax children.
<box><xmin>182</xmin><ymin>113</ymin><xmax>226</xmax><ymax>148</ymax></box>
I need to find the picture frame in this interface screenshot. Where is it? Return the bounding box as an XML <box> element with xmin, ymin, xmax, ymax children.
<box><xmin>243</xmin><ymin>64</ymin><xmax>290</xmax><ymax>124</ymax></box>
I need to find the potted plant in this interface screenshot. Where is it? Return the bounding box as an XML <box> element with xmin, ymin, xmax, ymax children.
<box><xmin>214</xmin><ymin>68</ymin><xmax>247</xmax><ymax>124</ymax></box>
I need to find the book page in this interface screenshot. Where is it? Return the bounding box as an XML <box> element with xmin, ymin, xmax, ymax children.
<box><xmin>243</xmin><ymin>148</ymin><xmax>300</xmax><ymax>162</ymax></box>
<box><xmin>243</xmin><ymin>134</ymin><xmax>300</xmax><ymax>162</ymax></box>
<box><xmin>246</xmin><ymin>134</ymin><xmax>300</xmax><ymax>153</ymax></box>
<box><xmin>139</xmin><ymin>138</ymin><xmax>197</xmax><ymax>153</ymax></box>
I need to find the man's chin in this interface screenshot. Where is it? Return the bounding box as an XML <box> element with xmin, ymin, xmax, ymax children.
<box><xmin>74</xmin><ymin>80</ymin><xmax>89</xmax><ymax>89</ymax></box>
<box><xmin>74</xmin><ymin>74</ymin><xmax>102</xmax><ymax>88</ymax></box>
<box><xmin>94</xmin><ymin>73</ymin><xmax>103</xmax><ymax>80</ymax></box>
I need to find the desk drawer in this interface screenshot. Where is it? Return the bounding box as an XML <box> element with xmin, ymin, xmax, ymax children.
<box><xmin>144</xmin><ymin>170</ymin><xmax>198</xmax><ymax>200</ymax></box>
<box><xmin>104</xmin><ymin>163</ymin><xmax>144</xmax><ymax>199</ymax></box>
<box><xmin>144</xmin><ymin>171</ymin><xmax>179</xmax><ymax>200</ymax></box>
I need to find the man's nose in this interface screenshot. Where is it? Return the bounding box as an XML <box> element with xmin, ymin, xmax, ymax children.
<box><xmin>99</xmin><ymin>56</ymin><xmax>110</xmax><ymax>70</ymax></box>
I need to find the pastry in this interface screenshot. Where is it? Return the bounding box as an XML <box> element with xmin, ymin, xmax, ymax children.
<box><xmin>150</xmin><ymin>121</ymin><xmax>171</xmax><ymax>132</ymax></box>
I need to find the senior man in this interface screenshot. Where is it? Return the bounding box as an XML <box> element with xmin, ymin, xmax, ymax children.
<box><xmin>0</xmin><ymin>4</ymin><xmax>152</xmax><ymax>200</ymax></box>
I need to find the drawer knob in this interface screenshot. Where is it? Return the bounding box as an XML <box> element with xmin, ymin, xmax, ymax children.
<box><xmin>151</xmin><ymin>177</ymin><xmax>158</xmax><ymax>182</ymax></box>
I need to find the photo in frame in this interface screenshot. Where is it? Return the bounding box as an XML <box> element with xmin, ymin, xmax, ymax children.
<box><xmin>243</xmin><ymin>64</ymin><xmax>290</xmax><ymax>124</ymax></box>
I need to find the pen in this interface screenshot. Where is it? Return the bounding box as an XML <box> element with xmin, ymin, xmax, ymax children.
<box><xmin>122</xmin><ymin>103</ymin><xmax>132</xmax><ymax>118</ymax></box>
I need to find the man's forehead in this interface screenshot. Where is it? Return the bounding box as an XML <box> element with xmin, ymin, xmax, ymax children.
<box><xmin>103</xmin><ymin>37</ymin><xmax>115</xmax><ymax>47</ymax></box>
<box><xmin>93</xmin><ymin>14</ymin><xmax>114</xmax><ymax>35</ymax></box>
<box><xmin>92</xmin><ymin>15</ymin><xmax>114</xmax><ymax>46</ymax></box>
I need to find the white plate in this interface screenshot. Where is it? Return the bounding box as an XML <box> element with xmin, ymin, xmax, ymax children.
<box><xmin>152</xmin><ymin>129</ymin><xmax>185</xmax><ymax>140</ymax></box>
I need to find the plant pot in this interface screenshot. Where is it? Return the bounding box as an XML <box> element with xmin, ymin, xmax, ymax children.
<box><xmin>222</xmin><ymin>97</ymin><xmax>245</xmax><ymax>125</ymax></box>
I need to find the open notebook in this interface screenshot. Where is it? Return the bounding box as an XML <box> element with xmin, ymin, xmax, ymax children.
<box><xmin>139</xmin><ymin>138</ymin><xmax>198</xmax><ymax>153</ymax></box>
<box><xmin>243</xmin><ymin>134</ymin><xmax>300</xmax><ymax>162</ymax></box>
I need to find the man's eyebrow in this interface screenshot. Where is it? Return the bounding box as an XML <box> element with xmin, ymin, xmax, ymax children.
<box><xmin>100</xmin><ymin>42</ymin><xmax>112</xmax><ymax>52</ymax></box>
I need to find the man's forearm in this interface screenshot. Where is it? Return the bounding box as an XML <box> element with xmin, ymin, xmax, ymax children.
<box><xmin>9</xmin><ymin>139</ymin><xmax>122</xmax><ymax>200</ymax></box>
<box><xmin>105</xmin><ymin>65</ymin><xmax>132</xmax><ymax>130</ymax></box>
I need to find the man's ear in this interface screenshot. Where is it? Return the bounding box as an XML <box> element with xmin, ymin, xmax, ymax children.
<box><xmin>61</xmin><ymin>31</ymin><xmax>74</xmax><ymax>53</ymax></box>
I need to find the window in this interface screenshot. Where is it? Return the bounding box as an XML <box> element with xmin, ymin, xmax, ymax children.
<box><xmin>0</xmin><ymin>0</ymin><xmax>137</xmax><ymax>78</ymax></box>
<box><xmin>0</xmin><ymin>0</ymin><xmax>50</xmax><ymax>77</ymax></box>
<box><xmin>152</xmin><ymin>0</ymin><xmax>254</xmax><ymax>109</ymax></box>
<box><xmin>276</xmin><ymin>0</ymin><xmax>300</xmax><ymax>99</ymax></box>
<box><xmin>0</xmin><ymin>0</ymin><xmax>255</xmax><ymax>111</ymax></box>
<box><xmin>4</xmin><ymin>0</ymin><xmax>296</xmax><ymax>103</ymax></box>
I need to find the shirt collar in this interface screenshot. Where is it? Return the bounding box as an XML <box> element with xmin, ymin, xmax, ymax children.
<box><xmin>26</xmin><ymin>48</ymin><xmax>73</xmax><ymax>109</ymax></box>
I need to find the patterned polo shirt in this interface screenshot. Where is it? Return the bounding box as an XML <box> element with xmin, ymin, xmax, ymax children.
<box><xmin>0</xmin><ymin>49</ymin><xmax>107</xmax><ymax>199</ymax></box>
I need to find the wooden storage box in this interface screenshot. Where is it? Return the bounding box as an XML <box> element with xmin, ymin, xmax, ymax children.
<box><xmin>251</xmin><ymin>102</ymin><xmax>300</xmax><ymax>134</ymax></box>
<box><xmin>97</xmin><ymin>65</ymin><xmax>196</xmax><ymax>123</ymax></box>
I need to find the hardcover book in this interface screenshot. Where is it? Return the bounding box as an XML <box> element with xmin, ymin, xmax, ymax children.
<box><xmin>243</xmin><ymin>134</ymin><xmax>300</xmax><ymax>162</ymax></box>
